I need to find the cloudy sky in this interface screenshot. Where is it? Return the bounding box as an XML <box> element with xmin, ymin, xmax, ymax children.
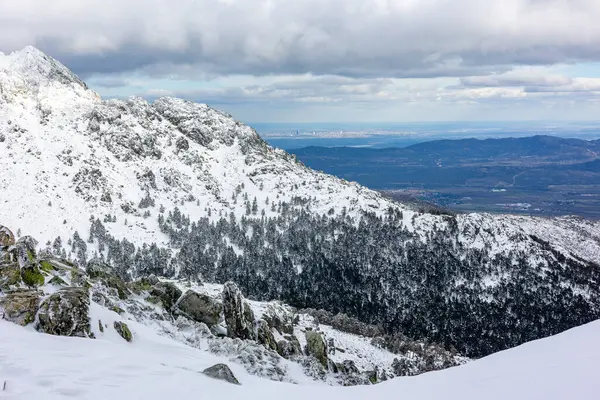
<box><xmin>2</xmin><ymin>0</ymin><xmax>600</xmax><ymax>122</ymax></box>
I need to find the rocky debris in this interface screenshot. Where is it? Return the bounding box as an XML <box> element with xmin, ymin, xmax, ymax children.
<box><xmin>328</xmin><ymin>338</ymin><xmax>335</xmax><ymax>354</ymax></box>
<box><xmin>390</xmin><ymin>341</ymin><xmax>463</xmax><ymax>377</ymax></box>
<box><xmin>0</xmin><ymin>263</ymin><xmax>21</xmax><ymax>290</ymax></box>
<box><xmin>70</xmin><ymin>268</ymin><xmax>89</xmax><ymax>287</ymax></box>
<box><xmin>277</xmin><ymin>335</ymin><xmax>302</xmax><ymax>359</ymax></box>
<box><xmin>175</xmin><ymin>136</ymin><xmax>189</xmax><ymax>152</ymax></box>
<box><xmin>0</xmin><ymin>225</ymin><xmax>15</xmax><ymax>248</ymax></box>
<box><xmin>262</xmin><ymin>303</ymin><xmax>296</xmax><ymax>335</ymax></box>
<box><xmin>222</xmin><ymin>282</ymin><xmax>254</xmax><ymax>340</ymax></box>
<box><xmin>114</xmin><ymin>321</ymin><xmax>133</xmax><ymax>342</ymax></box>
<box><xmin>104</xmin><ymin>275</ymin><xmax>131</xmax><ymax>300</ymax></box>
<box><xmin>129</xmin><ymin>275</ymin><xmax>160</xmax><ymax>294</ymax></box>
<box><xmin>91</xmin><ymin>290</ymin><xmax>112</xmax><ymax>307</ymax></box>
<box><xmin>48</xmin><ymin>275</ymin><xmax>67</xmax><ymax>286</ymax></box>
<box><xmin>302</xmin><ymin>308</ymin><xmax>382</xmax><ymax>337</ymax></box>
<box><xmin>14</xmin><ymin>236</ymin><xmax>38</xmax><ymax>269</ymax></box>
<box><xmin>36</xmin><ymin>287</ymin><xmax>91</xmax><ymax>337</ymax></box>
<box><xmin>202</xmin><ymin>363</ymin><xmax>240</xmax><ymax>385</ymax></box>
<box><xmin>86</xmin><ymin>259</ymin><xmax>130</xmax><ymax>299</ymax></box>
<box><xmin>141</xmin><ymin>275</ymin><xmax>160</xmax><ymax>286</ymax></box>
<box><xmin>174</xmin><ymin>290</ymin><xmax>222</xmax><ymax>326</ymax></box>
<box><xmin>376</xmin><ymin>334</ymin><xmax>466</xmax><ymax>377</ymax></box>
<box><xmin>149</xmin><ymin>281</ymin><xmax>182</xmax><ymax>310</ymax></box>
<box><xmin>0</xmin><ymin>289</ymin><xmax>41</xmax><ymax>325</ymax></box>
<box><xmin>334</xmin><ymin>360</ymin><xmax>373</xmax><ymax>386</ymax></box>
<box><xmin>256</xmin><ymin>319</ymin><xmax>277</xmax><ymax>352</ymax></box>
<box><xmin>86</xmin><ymin>259</ymin><xmax>113</xmax><ymax>279</ymax></box>
<box><xmin>305</xmin><ymin>330</ymin><xmax>328</xmax><ymax>369</ymax></box>
<box><xmin>337</xmin><ymin>360</ymin><xmax>360</xmax><ymax>375</ymax></box>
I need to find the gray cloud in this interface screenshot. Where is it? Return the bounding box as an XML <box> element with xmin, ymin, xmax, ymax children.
<box><xmin>136</xmin><ymin>76</ymin><xmax>400</xmax><ymax>105</ymax></box>
<box><xmin>1</xmin><ymin>0</ymin><xmax>600</xmax><ymax>79</ymax></box>
<box><xmin>460</xmin><ymin>74</ymin><xmax>573</xmax><ymax>88</ymax></box>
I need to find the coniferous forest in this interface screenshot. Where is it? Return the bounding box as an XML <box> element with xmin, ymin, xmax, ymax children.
<box><xmin>60</xmin><ymin>197</ymin><xmax>600</xmax><ymax>358</ymax></box>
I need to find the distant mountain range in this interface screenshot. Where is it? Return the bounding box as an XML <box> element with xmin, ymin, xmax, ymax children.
<box><xmin>290</xmin><ymin>136</ymin><xmax>600</xmax><ymax>218</ymax></box>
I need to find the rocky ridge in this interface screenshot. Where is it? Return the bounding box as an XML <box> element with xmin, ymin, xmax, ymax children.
<box><xmin>0</xmin><ymin>224</ymin><xmax>466</xmax><ymax>386</ymax></box>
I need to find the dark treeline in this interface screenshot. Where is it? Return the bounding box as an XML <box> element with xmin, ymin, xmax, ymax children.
<box><xmin>61</xmin><ymin>198</ymin><xmax>600</xmax><ymax>358</ymax></box>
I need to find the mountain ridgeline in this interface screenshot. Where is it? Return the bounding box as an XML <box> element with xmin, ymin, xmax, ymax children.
<box><xmin>1</xmin><ymin>47</ymin><xmax>600</xmax><ymax>360</ymax></box>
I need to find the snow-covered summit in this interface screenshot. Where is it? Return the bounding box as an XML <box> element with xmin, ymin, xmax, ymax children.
<box><xmin>0</xmin><ymin>45</ymin><xmax>88</xmax><ymax>90</ymax></box>
<box><xmin>0</xmin><ymin>46</ymin><xmax>395</xmax><ymax>247</ymax></box>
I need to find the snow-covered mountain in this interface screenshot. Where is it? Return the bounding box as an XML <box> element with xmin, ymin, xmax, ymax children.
<box><xmin>0</xmin><ymin>46</ymin><xmax>388</xmax><ymax>247</ymax></box>
<box><xmin>1</xmin><ymin>46</ymin><xmax>600</xmax><ymax>360</ymax></box>
<box><xmin>1</xmin><ymin>46</ymin><xmax>598</xmax><ymax>261</ymax></box>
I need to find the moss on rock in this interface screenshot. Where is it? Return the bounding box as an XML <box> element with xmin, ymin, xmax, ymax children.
<box><xmin>0</xmin><ymin>263</ymin><xmax>21</xmax><ymax>289</ymax></box>
<box><xmin>114</xmin><ymin>321</ymin><xmax>132</xmax><ymax>342</ymax></box>
<box><xmin>21</xmin><ymin>266</ymin><xmax>45</xmax><ymax>287</ymax></box>
<box><xmin>109</xmin><ymin>305</ymin><xmax>125</xmax><ymax>315</ymax></box>
<box><xmin>48</xmin><ymin>275</ymin><xmax>67</xmax><ymax>286</ymax></box>
<box><xmin>149</xmin><ymin>282</ymin><xmax>182</xmax><ymax>311</ymax></box>
<box><xmin>305</xmin><ymin>331</ymin><xmax>329</xmax><ymax>369</ymax></box>
<box><xmin>39</xmin><ymin>260</ymin><xmax>58</xmax><ymax>273</ymax></box>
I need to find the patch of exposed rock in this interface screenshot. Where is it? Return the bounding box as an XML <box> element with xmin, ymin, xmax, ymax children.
<box><xmin>222</xmin><ymin>281</ymin><xmax>254</xmax><ymax>340</ymax></box>
<box><xmin>0</xmin><ymin>289</ymin><xmax>41</xmax><ymax>325</ymax></box>
<box><xmin>202</xmin><ymin>363</ymin><xmax>240</xmax><ymax>385</ymax></box>
<box><xmin>174</xmin><ymin>289</ymin><xmax>222</xmax><ymax>326</ymax></box>
<box><xmin>36</xmin><ymin>287</ymin><xmax>91</xmax><ymax>337</ymax></box>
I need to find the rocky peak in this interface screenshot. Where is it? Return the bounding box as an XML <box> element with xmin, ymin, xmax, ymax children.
<box><xmin>0</xmin><ymin>46</ymin><xmax>88</xmax><ymax>90</ymax></box>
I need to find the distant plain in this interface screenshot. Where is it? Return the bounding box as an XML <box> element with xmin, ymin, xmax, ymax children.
<box><xmin>257</xmin><ymin>123</ymin><xmax>600</xmax><ymax>219</ymax></box>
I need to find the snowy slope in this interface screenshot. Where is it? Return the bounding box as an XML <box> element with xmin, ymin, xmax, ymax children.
<box><xmin>1</xmin><ymin>315</ymin><xmax>598</xmax><ymax>399</ymax></box>
<box><xmin>0</xmin><ymin>47</ymin><xmax>390</xmax><ymax>249</ymax></box>
<box><xmin>1</xmin><ymin>46</ymin><xmax>599</xmax><ymax>266</ymax></box>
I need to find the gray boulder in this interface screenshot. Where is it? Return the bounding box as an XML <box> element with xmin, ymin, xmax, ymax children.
<box><xmin>222</xmin><ymin>282</ymin><xmax>254</xmax><ymax>340</ymax></box>
<box><xmin>277</xmin><ymin>334</ymin><xmax>303</xmax><ymax>359</ymax></box>
<box><xmin>0</xmin><ymin>263</ymin><xmax>21</xmax><ymax>290</ymax></box>
<box><xmin>256</xmin><ymin>319</ymin><xmax>277</xmax><ymax>351</ymax></box>
<box><xmin>114</xmin><ymin>321</ymin><xmax>133</xmax><ymax>342</ymax></box>
<box><xmin>36</xmin><ymin>287</ymin><xmax>92</xmax><ymax>337</ymax></box>
<box><xmin>338</xmin><ymin>360</ymin><xmax>360</xmax><ymax>375</ymax></box>
<box><xmin>14</xmin><ymin>236</ymin><xmax>38</xmax><ymax>268</ymax></box>
<box><xmin>262</xmin><ymin>304</ymin><xmax>295</xmax><ymax>335</ymax></box>
<box><xmin>305</xmin><ymin>330</ymin><xmax>328</xmax><ymax>368</ymax></box>
<box><xmin>202</xmin><ymin>363</ymin><xmax>240</xmax><ymax>385</ymax></box>
<box><xmin>174</xmin><ymin>290</ymin><xmax>222</xmax><ymax>326</ymax></box>
<box><xmin>85</xmin><ymin>259</ymin><xmax>113</xmax><ymax>279</ymax></box>
<box><xmin>149</xmin><ymin>281</ymin><xmax>182</xmax><ymax>310</ymax></box>
<box><xmin>0</xmin><ymin>289</ymin><xmax>41</xmax><ymax>325</ymax></box>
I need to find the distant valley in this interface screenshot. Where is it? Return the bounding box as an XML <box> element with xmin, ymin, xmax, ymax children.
<box><xmin>289</xmin><ymin>136</ymin><xmax>600</xmax><ymax>219</ymax></box>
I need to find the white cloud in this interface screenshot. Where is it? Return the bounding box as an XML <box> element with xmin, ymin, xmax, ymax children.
<box><xmin>1</xmin><ymin>0</ymin><xmax>600</xmax><ymax>78</ymax></box>
<box><xmin>3</xmin><ymin>0</ymin><xmax>600</xmax><ymax>121</ymax></box>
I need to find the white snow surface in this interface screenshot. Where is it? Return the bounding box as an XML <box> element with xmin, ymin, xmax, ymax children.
<box><xmin>1</xmin><ymin>46</ymin><xmax>600</xmax><ymax>266</ymax></box>
<box><xmin>1</xmin><ymin>315</ymin><xmax>599</xmax><ymax>399</ymax></box>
